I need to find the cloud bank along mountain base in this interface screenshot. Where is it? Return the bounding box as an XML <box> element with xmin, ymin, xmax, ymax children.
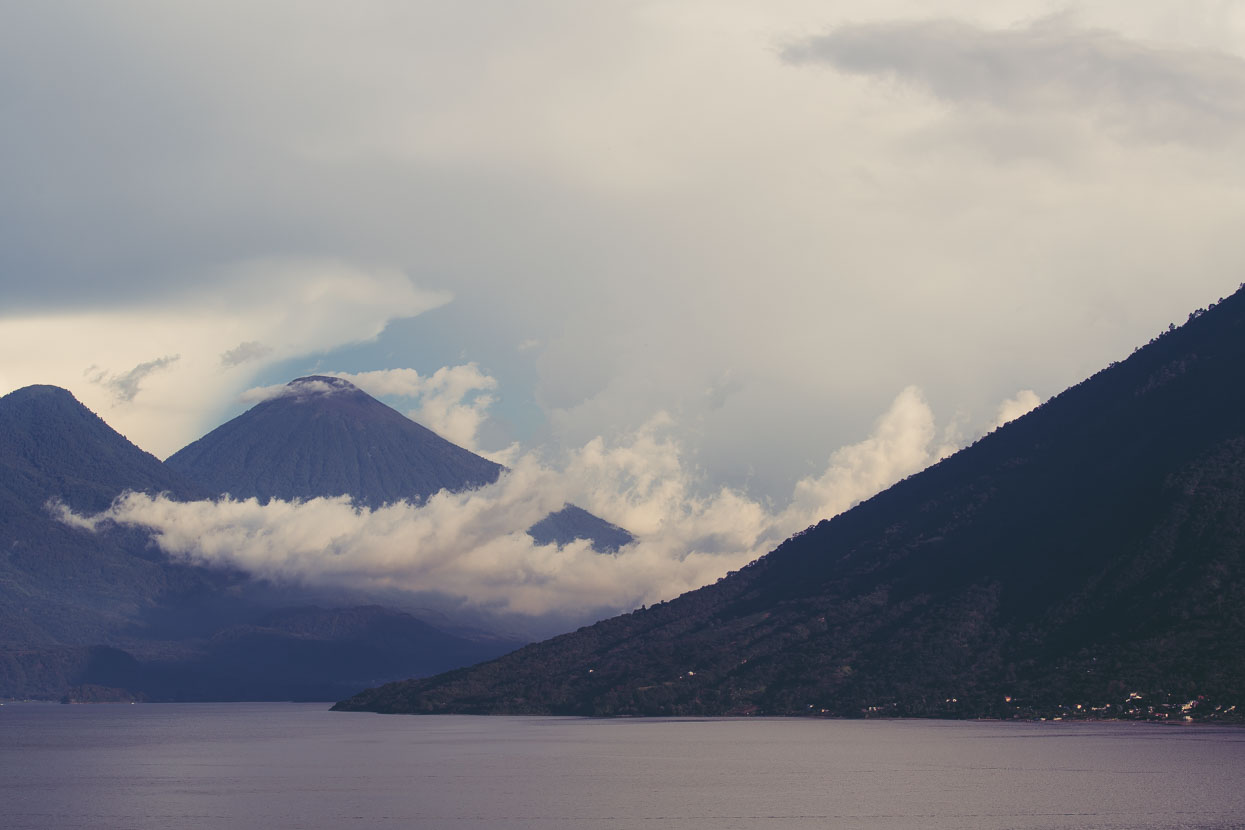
<box><xmin>61</xmin><ymin>373</ymin><xmax>1038</xmax><ymax>626</ymax></box>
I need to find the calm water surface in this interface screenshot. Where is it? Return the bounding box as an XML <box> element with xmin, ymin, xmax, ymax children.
<box><xmin>2</xmin><ymin>702</ymin><xmax>1243</xmax><ymax>829</ymax></box>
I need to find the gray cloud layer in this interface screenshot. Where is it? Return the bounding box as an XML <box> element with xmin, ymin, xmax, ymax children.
<box><xmin>220</xmin><ymin>341</ymin><xmax>273</xmax><ymax>368</ymax></box>
<box><xmin>89</xmin><ymin>355</ymin><xmax>181</xmax><ymax>403</ymax></box>
<box><xmin>783</xmin><ymin>17</ymin><xmax>1245</xmax><ymax>143</ymax></box>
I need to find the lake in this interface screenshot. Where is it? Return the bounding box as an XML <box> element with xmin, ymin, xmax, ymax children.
<box><xmin>2</xmin><ymin>703</ymin><xmax>1243</xmax><ymax>829</ymax></box>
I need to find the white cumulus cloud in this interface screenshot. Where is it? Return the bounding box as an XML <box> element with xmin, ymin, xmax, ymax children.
<box><xmin>993</xmin><ymin>388</ymin><xmax>1042</xmax><ymax>428</ymax></box>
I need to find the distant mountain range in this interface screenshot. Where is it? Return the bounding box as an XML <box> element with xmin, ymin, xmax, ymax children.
<box><xmin>334</xmin><ymin>290</ymin><xmax>1245</xmax><ymax>722</ymax></box>
<box><xmin>0</xmin><ymin>377</ymin><xmax>631</xmax><ymax>701</ymax></box>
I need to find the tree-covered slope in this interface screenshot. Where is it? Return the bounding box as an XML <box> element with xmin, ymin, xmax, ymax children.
<box><xmin>335</xmin><ymin>290</ymin><xmax>1245</xmax><ymax>720</ymax></box>
<box><xmin>1</xmin><ymin>384</ymin><xmax>204</xmax><ymax>512</ymax></box>
<box><xmin>0</xmin><ymin>384</ymin><xmax>217</xmax><ymax>651</ymax></box>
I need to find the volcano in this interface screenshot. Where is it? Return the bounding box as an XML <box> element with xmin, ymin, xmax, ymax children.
<box><xmin>167</xmin><ymin>375</ymin><xmax>632</xmax><ymax>551</ymax></box>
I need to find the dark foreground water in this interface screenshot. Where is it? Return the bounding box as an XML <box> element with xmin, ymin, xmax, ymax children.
<box><xmin>2</xmin><ymin>703</ymin><xmax>1243</xmax><ymax>829</ymax></box>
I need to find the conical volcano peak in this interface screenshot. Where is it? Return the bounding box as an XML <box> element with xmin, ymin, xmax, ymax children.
<box><xmin>168</xmin><ymin>372</ymin><xmax>633</xmax><ymax>549</ymax></box>
<box><xmin>168</xmin><ymin>373</ymin><xmax>503</xmax><ymax>507</ymax></box>
<box><xmin>283</xmin><ymin>375</ymin><xmax>361</xmax><ymax>396</ymax></box>
<box><xmin>289</xmin><ymin>374</ymin><xmax>357</xmax><ymax>389</ymax></box>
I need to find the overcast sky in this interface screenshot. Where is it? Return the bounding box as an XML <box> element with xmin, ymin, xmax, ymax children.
<box><xmin>5</xmin><ymin>0</ymin><xmax>1245</xmax><ymax>511</ymax></box>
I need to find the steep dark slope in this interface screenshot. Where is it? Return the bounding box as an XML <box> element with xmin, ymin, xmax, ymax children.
<box><xmin>0</xmin><ymin>385</ymin><xmax>522</xmax><ymax>700</ymax></box>
<box><xmin>168</xmin><ymin>375</ymin><xmax>633</xmax><ymax>551</ymax></box>
<box><xmin>0</xmin><ymin>385</ymin><xmax>231</xmax><ymax>695</ymax></box>
<box><xmin>335</xmin><ymin>290</ymin><xmax>1245</xmax><ymax>720</ymax></box>
<box><xmin>0</xmin><ymin>385</ymin><xmax>216</xmax><ymax>648</ymax></box>
<box><xmin>0</xmin><ymin>384</ymin><xmax>204</xmax><ymax>512</ymax></box>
